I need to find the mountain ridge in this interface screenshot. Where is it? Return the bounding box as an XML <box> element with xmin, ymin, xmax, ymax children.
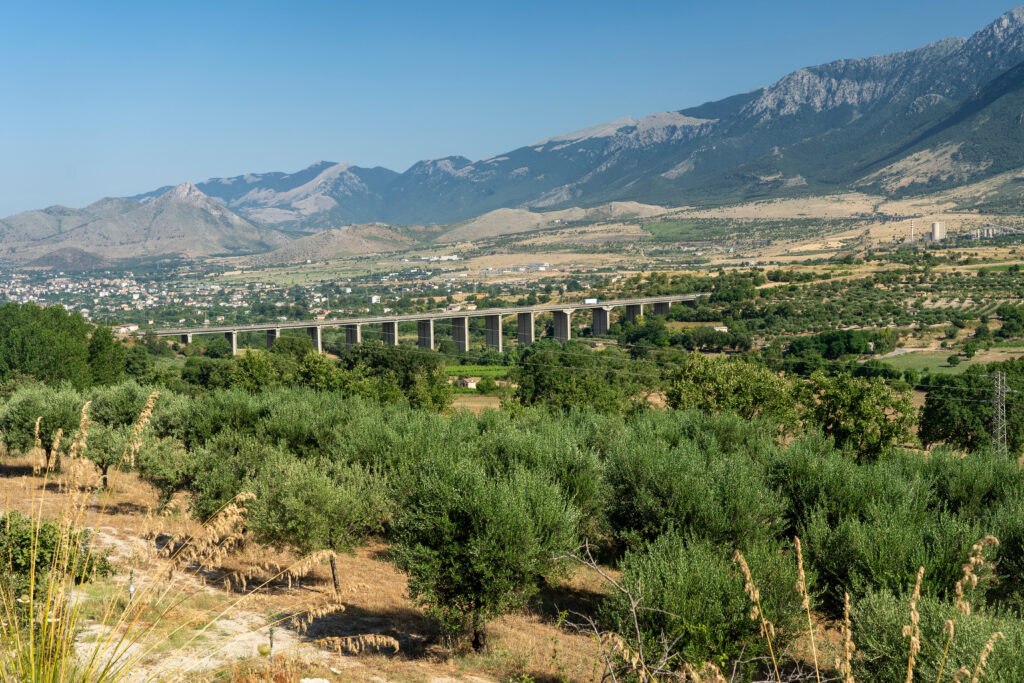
<box><xmin>8</xmin><ymin>6</ymin><xmax>1024</xmax><ymax>259</ymax></box>
<box><xmin>0</xmin><ymin>183</ymin><xmax>290</xmax><ymax>264</ymax></box>
<box><xmin>112</xmin><ymin>6</ymin><xmax>1024</xmax><ymax>228</ymax></box>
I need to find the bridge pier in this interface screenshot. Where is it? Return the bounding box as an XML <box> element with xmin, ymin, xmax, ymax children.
<box><xmin>517</xmin><ymin>312</ymin><xmax>535</xmax><ymax>346</ymax></box>
<box><xmin>180</xmin><ymin>333</ymin><xmax>192</xmax><ymax>345</ymax></box>
<box><xmin>382</xmin><ymin>321</ymin><xmax>398</xmax><ymax>345</ymax></box>
<box><xmin>652</xmin><ymin>301</ymin><xmax>671</xmax><ymax>316</ymax></box>
<box><xmin>553</xmin><ymin>310</ymin><xmax>573</xmax><ymax>343</ymax></box>
<box><xmin>266</xmin><ymin>328</ymin><xmax>280</xmax><ymax>349</ymax></box>
<box><xmin>591</xmin><ymin>307</ymin><xmax>614</xmax><ymax>335</ymax></box>
<box><xmin>625</xmin><ymin>303</ymin><xmax>643</xmax><ymax>323</ymax></box>
<box><xmin>307</xmin><ymin>326</ymin><xmax>322</xmax><ymax>353</ymax></box>
<box><xmin>225</xmin><ymin>331</ymin><xmax>238</xmax><ymax>355</ymax></box>
<box><xmin>485</xmin><ymin>315</ymin><xmax>503</xmax><ymax>352</ymax></box>
<box><xmin>417</xmin><ymin>319</ymin><xmax>434</xmax><ymax>349</ymax></box>
<box><xmin>451</xmin><ymin>316</ymin><xmax>469</xmax><ymax>352</ymax></box>
<box><xmin>345</xmin><ymin>324</ymin><xmax>361</xmax><ymax>348</ymax></box>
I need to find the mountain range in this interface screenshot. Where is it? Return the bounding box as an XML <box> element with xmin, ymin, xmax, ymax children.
<box><xmin>5</xmin><ymin>6</ymin><xmax>1024</xmax><ymax>263</ymax></box>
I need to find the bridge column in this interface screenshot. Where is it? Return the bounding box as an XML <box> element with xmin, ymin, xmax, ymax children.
<box><xmin>307</xmin><ymin>326</ymin><xmax>322</xmax><ymax>353</ymax></box>
<box><xmin>417</xmin><ymin>319</ymin><xmax>434</xmax><ymax>349</ymax></box>
<box><xmin>553</xmin><ymin>309</ymin><xmax>573</xmax><ymax>343</ymax></box>
<box><xmin>266</xmin><ymin>328</ymin><xmax>280</xmax><ymax>349</ymax></box>
<box><xmin>180</xmin><ymin>333</ymin><xmax>192</xmax><ymax>345</ymax></box>
<box><xmin>225</xmin><ymin>331</ymin><xmax>238</xmax><ymax>355</ymax></box>
<box><xmin>451</xmin><ymin>317</ymin><xmax>469</xmax><ymax>352</ymax></box>
<box><xmin>345</xmin><ymin>324</ymin><xmax>362</xmax><ymax>348</ymax></box>
<box><xmin>517</xmin><ymin>312</ymin><xmax>535</xmax><ymax>346</ymax></box>
<box><xmin>625</xmin><ymin>303</ymin><xmax>643</xmax><ymax>323</ymax></box>
<box><xmin>381</xmin><ymin>321</ymin><xmax>398</xmax><ymax>345</ymax></box>
<box><xmin>591</xmin><ymin>307</ymin><xmax>614</xmax><ymax>335</ymax></box>
<box><xmin>653</xmin><ymin>302</ymin><xmax>671</xmax><ymax>316</ymax></box>
<box><xmin>485</xmin><ymin>314</ymin><xmax>503</xmax><ymax>352</ymax></box>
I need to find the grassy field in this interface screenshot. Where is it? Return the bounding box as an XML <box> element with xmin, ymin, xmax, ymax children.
<box><xmin>881</xmin><ymin>347</ymin><xmax>1024</xmax><ymax>375</ymax></box>
<box><xmin>445</xmin><ymin>364</ymin><xmax>509</xmax><ymax>379</ymax></box>
<box><xmin>883</xmin><ymin>351</ymin><xmax>973</xmax><ymax>375</ymax></box>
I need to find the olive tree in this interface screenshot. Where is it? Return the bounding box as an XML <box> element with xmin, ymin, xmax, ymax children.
<box><xmin>806</xmin><ymin>371</ymin><xmax>916</xmax><ymax>459</ymax></box>
<box><xmin>393</xmin><ymin>457</ymin><xmax>580</xmax><ymax>651</ymax></box>
<box><xmin>0</xmin><ymin>384</ymin><xmax>83</xmax><ymax>469</ymax></box>
<box><xmin>665</xmin><ymin>352</ymin><xmax>800</xmax><ymax>434</ymax></box>
<box><xmin>247</xmin><ymin>453</ymin><xmax>392</xmax><ymax>593</ymax></box>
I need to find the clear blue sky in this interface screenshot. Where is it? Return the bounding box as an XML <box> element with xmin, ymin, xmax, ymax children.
<box><xmin>0</xmin><ymin>1</ymin><xmax>1019</xmax><ymax>216</ymax></box>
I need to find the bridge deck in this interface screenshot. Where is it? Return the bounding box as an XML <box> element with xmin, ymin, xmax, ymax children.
<box><xmin>152</xmin><ymin>293</ymin><xmax>710</xmax><ymax>336</ymax></box>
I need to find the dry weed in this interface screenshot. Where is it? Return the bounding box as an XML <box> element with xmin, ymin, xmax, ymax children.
<box><xmin>904</xmin><ymin>566</ymin><xmax>925</xmax><ymax>683</ymax></box>
<box><xmin>936</xmin><ymin>536</ymin><xmax>999</xmax><ymax>683</ymax></box>
<box><xmin>734</xmin><ymin>549</ymin><xmax>782</xmax><ymax>682</ymax></box>
<box><xmin>316</xmin><ymin>634</ymin><xmax>399</xmax><ymax>656</ymax></box>
<box><xmin>836</xmin><ymin>592</ymin><xmax>855</xmax><ymax>683</ymax></box>
<box><xmin>794</xmin><ymin>536</ymin><xmax>821</xmax><ymax>683</ymax></box>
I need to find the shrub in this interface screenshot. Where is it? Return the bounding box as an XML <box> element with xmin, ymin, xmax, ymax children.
<box><xmin>135</xmin><ymin>435</ymin><xmax>194</xmax><ymax>508</ymax></box>
<box><xmin>802</xmin><ymin>503</ymin><xmax>983</xmax><ymax>611</ymax></box>
<box><xmin>605</xmin><ymin>421</ymin><xmax>786</xmax><ymax>550</ymax></box>
<box><xmin>806</xmin><ymin>371</ymin><xmax>916</xmax><ymax>460</ymax></box>
<box><xmin>248</xmin><ymin>453</ymin><xmax>393</xmax><ymax>592</ymax></box>
<box><xmin>605</xmin><ymin>533</ymin><xmax>804</xmax><ymax>674</ymax></box>
<box><xmin>665</xmin><ymin>353</ymin><xmax>800</xmax><ymax>434</ymax></box>
<box><xmin>0</xmin><ymin>510</ymin><xmax>112</xmax><ymax>598</ymax></box>
<box><xmin>84</xmin><ymin>423</ymin><xmax>130</xmax><ymax>490</ymax></box>
<box><xmin>854</xmin><ymin>590</ymin><xmax>1024</xmax><ymax>682</ymax></box>
<box><xmin>0</xmin><ymin>383</ymin><xmax>82</xmax><ymax>468</ymax></box>
<box><xmin>187</xmin><ymin>431</ymin><xmax>287</xmax><ymax>521</ymax></box>
<box><xmin>393</xmin><ymin>458</ymin><xmax>580</xmax><ymax>650</ymax></box>
<box><xmin>88</xmin><ymin>380</ymin><xmax>149</xmax><ymax>428</ymax></box>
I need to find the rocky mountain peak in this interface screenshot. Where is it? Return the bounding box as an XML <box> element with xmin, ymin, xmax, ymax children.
<box><xmin>165</xmin><ymin>182</ymin><xmax>208</xmax><ymax>204</ymax></box>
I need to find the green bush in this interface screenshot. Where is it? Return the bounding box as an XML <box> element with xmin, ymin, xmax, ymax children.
<box><xmin>0</xmin><ymin>383</ymin><xmax>83</xmax><ymax>467</ymax></box>
<box><xmin>84</xmin><ymin>423</ymin><xmax>130</xmax><ymax>489</ymax></box>
<box><xmin>802</xmin><ymin>503</ymin><xmax>983</xmax><ymax>611</ymax></box>
<box><xmin>605</xmin><ymin>417</ymin><xmax>786</xmax><ymax>550</ymax></box>
<box><xmin>186</xmin><ymin>430</ymin><xmax>286</xmax><ymax>521</ymax></box>
<box><xmin>854</xmin><ymin>590</ymin><xmax>1024</xmax><ymax>682</ymax></box>
<box><xmin>88</xmin><ymin>380</ymin><xmax>150</xmax><ymax>428</ymax></box>
<box><xmin>606</xmin><ymin>533</ymin><xmax>804</xmax><ymax>675</ymax></box>
<box><xmin>393</xmin><ymin>457</ymin><xmax>580</xmax><ymax>650</ymax></box>
<box><xmin>0</xmin><ymin>510</ymin><xmax>112</xmax><ymax>598</ymax></box>
<box><xmin>135</xmin><ymin>435</ymin><xmax>194</xmax><ymax>507</ymax></box>
<box><xmin>248</xmin><ymin>453</ymin><xmax>392</xmax><ymax>559</ymax></box>
<box><xmin>665</xmin><ymin>353</ymin><xmax>800</xmax><ymax>433</ymax></box>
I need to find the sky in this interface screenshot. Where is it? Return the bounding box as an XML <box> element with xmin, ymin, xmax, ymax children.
<box><xmin>0</xmin><ymin>1</ymin><xmax>1020</xmax><ymax>216</ymax></box>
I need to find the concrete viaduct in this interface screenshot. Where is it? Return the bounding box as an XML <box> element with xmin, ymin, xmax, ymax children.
<box><xmin>151</xmin><ymin>294</ymin><xmax>710</xmax><ymax>354</ymax></box>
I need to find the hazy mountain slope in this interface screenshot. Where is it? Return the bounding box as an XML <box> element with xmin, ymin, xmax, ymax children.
<box><xmin>0</xmin><ymin>184</ymin><xmax>290</xmax><ymax>263</ymax></box>
<box><xmin>436</xmin><ymin>202</ymin><xmax>666</xmax><ymax>243</ymax></box>
<box><xmin>132</xmin><ymin>162</ymin><xmax>398</xmax><ymax>231</ymax></box>
<box><xmin>246</xmin><ymin>223</ymin><xmax>416</xmax><ymax>266</ymax></box>
<box><xmin>0</xmin><ymin>198</ymin><xmax>138</xmax><ymax>243</ymax></box>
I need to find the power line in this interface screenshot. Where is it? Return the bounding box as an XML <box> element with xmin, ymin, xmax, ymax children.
<box><xmin>993</xmin><ymin>370</ymin><xmax>1008</xmax><ymax>453</ymax></box>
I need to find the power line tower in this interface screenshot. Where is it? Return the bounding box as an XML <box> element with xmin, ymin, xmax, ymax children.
<box><xmin>993</xmin><ymin>370</ymin><xmax>1008</xmax><ymax>454</ymax></box>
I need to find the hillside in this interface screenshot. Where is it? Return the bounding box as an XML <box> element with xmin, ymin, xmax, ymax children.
<box><xmin>0</xmin><ymin>183</ymin><xmax>290</xmax><ymax>264</ymax></box>
<box><xmin>246</xmin><ymin>223</ymin><xmax>418</xmax><ymax>266</ymax></box>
